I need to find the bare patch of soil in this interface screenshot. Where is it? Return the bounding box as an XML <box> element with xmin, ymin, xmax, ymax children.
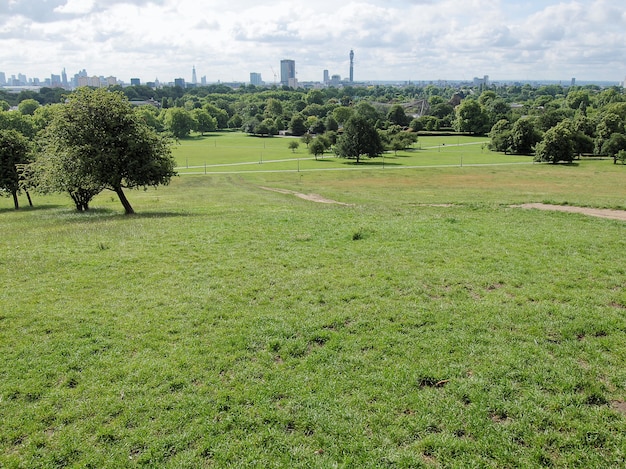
<box><xmin>611</xmin><ymin>401</ymin><xmax>626</xmax><ymax>416</ymax></box>
<box><xmin>259</xmin><ymin>186</ymin><xmax>353</xmax><ymax>206</ymax></box>
<box><xmin>513</xmin><ymin>203</ymin><xmax>626</xmax><ymax>221</ymax></box>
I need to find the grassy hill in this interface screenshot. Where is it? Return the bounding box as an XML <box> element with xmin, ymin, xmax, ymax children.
<box><xmin>2</xmin><ymin>133</ymin><xmax>626</xmax><ymax>467</ymax></box>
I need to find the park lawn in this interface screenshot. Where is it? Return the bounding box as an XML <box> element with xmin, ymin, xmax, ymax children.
<box><xmin>1</xmin><ymin>161</ymin><xmax>626</xmax><ymax>467</ymax></box>
<box><xmin>172</xmin><ymin>132</ymin><xmax>531</xmax><ymax>174</ymax></box>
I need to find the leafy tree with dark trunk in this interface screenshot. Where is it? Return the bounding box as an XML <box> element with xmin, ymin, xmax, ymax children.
<box><xmin>335</xmin><ymin>115</ymin><xmax>384</xmax><ymax>164</ymax></box>
<box><xmin>37</xmin><ymin>88</ymin><xmax>176</xmax><ymax>214</ymax></box>
<box><xmin>0</xmin><ymin>129</ymin><xmax>32</xmax><ymax>209</ymax></box>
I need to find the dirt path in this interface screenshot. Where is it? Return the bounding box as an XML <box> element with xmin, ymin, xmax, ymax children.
<box><xmin>259</xmin><ymin>187</ymin><xmax>353</xmax><ymax>206</ymax></box>
<box><xmin>513</xmin><ymin>203</ymin><xmax>626</xmax><ymax>221</ymax></box>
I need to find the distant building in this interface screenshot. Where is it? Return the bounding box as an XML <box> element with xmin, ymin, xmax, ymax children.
<box><xmin>349</xmin><ymin>50</ymin><xmax>354</xmax><ymax>82</ymax></box>
<box><xmin>105</xmin><ymin>76</ymin><xmax>117</xmax><ymax>86</ymax></box>
<box><xmin>51</xmin><ymin>74</ymin><xmax>62</xmax><ymax>87</ymax></box>
<box><xmin>0</xmin><ymin>71</ymin><xmax>5</xmax><ymax>85</ymax></box>
<box><xmin>250</xmin><ymin>72</ymin><xmax>263</xmax><ymax>86</ymax></box>
<box><xmin>330</xmin><ymin>74</ymin><xmax>342</xmax><ymax>86</ymax></box>
<box><xmin>77</xmin><ymin>75</ymin><xmax>102</xmax><ymax>88</ymax></box>
<box><xmin>174</xmin><ymin>78</ymin><xmax>186</xmax><ymax>88</ymax></box>
<box><xmin>571</xmin><ymin>77</ymin><xmax>576</xmax><ymax>86</ymax></box>
<box><xmin>323</xmin><ymin>69</ymin><xmax>330</xmax><ymax>84</ymax></box>
<box><xmin>192</xmin><ymin>66</ymin><xmax>197</xmax><ymax>85</ymax></box>
<box><xmin>280</xmin><ymin>59</ymin><xmax>296</xmax><ymax>87</ymax></box>
<box><xmin>473</xmin><ymin>75</ymin><xmax>489</xmax><ymax>87</ymax></box>
<box><xmin>130</xmin><ymin>78</ymin><xmax>141</xmax><ymax>86</ymax></box>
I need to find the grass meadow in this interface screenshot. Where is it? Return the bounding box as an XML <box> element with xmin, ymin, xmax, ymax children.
<box><xmin>2</xmin><ymin>132</ymin><xmax>626</xmax><ymax>467</ymax></box>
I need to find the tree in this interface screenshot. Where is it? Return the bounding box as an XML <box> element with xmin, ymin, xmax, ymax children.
<box><xmin>335</xmin><ymin>115</ymin><xmax>384</xmax><ymax>163</ymax></box>
<box><xmin>594</xmin><ymin>113</ymin><xmax>624</xmax><ymax>155</ymax></box>
<box><xmin>309</xmin><ymin>138</ymin><xmax>326</xmax><ymax>160</ymax></box>
<box><xmin>387</xmin><ymin>104</ymin><xmax>409</xmax><ymax>127</ymax></box>
<box><xmin>0</xmin><ymin>129</ymin><xmax>31</xmax><ymax>209</ymax></box>
<box><xmin>17</xmin><ymin>99</ymin><xmax>40</xmax><ymax>116</ymax></box>
<box><xmin>534</xmin><ymin>122</ymin><xmax>575</xmax><ymax>164</ymax></box>
<box><xmin>488</xmin><ymin>119</ymin><xmax>512</xmax><ymax>152</ymax></box>
<box><xmin>332</xmin><ymin>106</ymin><xmax>354</xmax><ymax>126</ymax></box>
<box><xmin>288</xmin><ymin>140</ymin><xmax>300</xmax><ymax>153</ymax></box>
<box><xmin>454</xmin><ymin>99</ymin><xmax>489</xmax><ymax>134</ymax></box>
<box><xmin>301</xmin><ymin>133</ymin><xmax>313</xmax><ymax>148</ymax></box>
<box><xmin>354</xmin><ymin>102</ymin><xmax>381</xmax><ymax>125</ymax></box>
<box><xmin>289</xmin><ymin>114</ymin><xmax>307</xmax><ymax>136</ymax></box>
<box><xmin>510</xmin><ymin>118</ymin><xmax>541</xmax><ymax>155</ymax></box>
<box><xmin>601</xmin><ymin>133</ymin><xmax>626</xmax><ymax>164</ymax></box>
<box><xmin>164</xmin><ymin>108</ymin><xmax>194</xmax><ymax>139</ymax></box>
<box><xmin>192</xmin><ymin>108</ymin><xmax>217</xmax><ymax>135</ymax></box>
<box><xmin>38</xmin><ymin>88</ymin><xmax>176</xmax><ymax>214</ymax></box>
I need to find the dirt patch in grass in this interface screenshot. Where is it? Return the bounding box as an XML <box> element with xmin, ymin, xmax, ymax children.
<box><xmin>513</xmin><ymin>203</ymin><xmax>626</xmax><ymax>221</ymax></box>
<box><xmin>260</xmin><ymin>186</ymin><xmax>353</xmax><ymax>206</ymax></box>
<box><xmin>612</xmin><ymin>401</ymin><xmax>626</xmax><ymax>416</ymax></box>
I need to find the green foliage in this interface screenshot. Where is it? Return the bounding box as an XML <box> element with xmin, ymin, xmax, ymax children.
<box><xmin>309</xmin><ymin>138</ymin><xmax>326</xmax><ymax>159</ymax></box>
<box><xmin>534</xmin><ymin>122</ymin><xmax>575</xmax><ymax>164</ymax></box>
<box><xmin>17</xmin><ymin>98</ymin><xmax>40</xmax><ymax>116</ymax></box>
<box><xmin>289</xmin><ymin>114</ymin><xmax>307</xmax><ymax>136</ymax></box>
<box><xmin>191</xmin><ymin>108</ymin><xmax>218</xmax><ymax>135</ymax></box>
<box><xmin>488</xmin><ymin>119</ymin><xmax>512</xmax><ymax>152</ymax></box>
<box><xmin>0</xmin><ymin>129</ymin><xmax>31</xmax><ymax>209</ymax></box>
<box><xmin>335</xmin><ymin>115</ymin><xmax>384</xmax><ymax>163</ymax></box>
<box><xmin>0</xmin><ymin>110</ymin><xmax>36</xmax><ymax>138</ymax></box>
<box><xmin>164</xmin><ymin>108</ymin><xmax>194</xmax><ymax>139</ymax></box>
<box><xmin>287</xmin><ymin>140</ymin><xmax>299</xmax><ymax>153</ymax></box>
<box><xmin>454</xmin><ymin>99</ymin><xmax>490</xmax><ymax>135</ymax></box>
<box><xmin>387</xmin><ymin>104</ymin><xmax>410</xmax><ymax>127</ymax></box>
<box><xmin>510</xmin><ymin>117</ymin><xmax>541</xmax><ymax>155</ymax></box>
<box><xmin>36</xmin><ymin>88</ymin><xmax>176</xmax><ymax>214</ymax></box>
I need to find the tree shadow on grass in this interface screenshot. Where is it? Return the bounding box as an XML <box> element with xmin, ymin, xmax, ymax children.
<box><xmin>0</xmin><ymin>204</ymin><xmax>64</xmax><ymax>214</ymax></box>
<box><xmin>340</xmin><ymin>159</ymin><xmax>403</xmax><ymax>167</ymax></box>
<box><xmin>55</xmin><ymin>207</ymin><xmax>197</xmax><ymax>223</ymax></box>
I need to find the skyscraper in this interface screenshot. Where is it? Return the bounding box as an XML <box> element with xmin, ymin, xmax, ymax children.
<box><xmin>280</xmin><ymin>59</ymin><xmax>296</xmax><ymax>87</ymax></box>
<box><xmin>250</xmin><ymin>72</ymin><xmax>263</xmax><ymax>86</ymax></box>
<box><xmin>349</xmin><ymin>50</ymin><xmax>354</xmax><ymax>82</ymax></box>
<box><xmin>192</xmin><ymin>66</ymin><xmax>197</xmax><ymax>85</ymax></box>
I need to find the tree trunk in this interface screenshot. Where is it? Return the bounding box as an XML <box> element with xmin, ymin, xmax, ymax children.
<box><xmin>26</xmin><ymin>191</ymin><xmax>33</xmax><ymax>207</ymax></box>
<box><xmin>115</xmin><ymin>187</ymin><xmax>135</xmax><ymax>215</ymax></box>
<box><xmin>12</xmin><ymin>190</ymin><xmax>19</xmax><ymax>210</ymax></box>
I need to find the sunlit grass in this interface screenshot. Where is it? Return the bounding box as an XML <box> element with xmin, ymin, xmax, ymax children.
<box><xmin>2</xmin><ymin>159</ymin><xmax>626</xmax><ymax>467</ymax></box>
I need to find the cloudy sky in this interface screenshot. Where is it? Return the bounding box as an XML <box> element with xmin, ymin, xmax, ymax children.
<box><xmin>1</xmin><ymin>0</ymin><xmax>625</xmax><ymax>84</ymax></box>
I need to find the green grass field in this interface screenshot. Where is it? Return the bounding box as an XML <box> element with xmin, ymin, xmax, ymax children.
<box><xmin>2</xmin><ymin>132</ymin><xmax>626</xmax><ymax>467</ymax></box>
<box><xmin>172</xmin><ymin>132</ymin><xmax>531</xmax><ymax>174</ymax></box>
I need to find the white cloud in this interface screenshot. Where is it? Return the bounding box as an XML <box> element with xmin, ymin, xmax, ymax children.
<box><xmin>54</xmin><ymin>0</ymin><xmax>96</xmax><ymax>15</ymax></box>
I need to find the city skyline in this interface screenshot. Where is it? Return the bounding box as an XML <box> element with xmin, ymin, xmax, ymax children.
<box><xmin>1</xmin><ymin>0</ymin><xmax>625</xmax><ymax>84</ymax></box>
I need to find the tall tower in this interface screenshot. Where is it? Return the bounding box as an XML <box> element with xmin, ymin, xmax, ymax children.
<box><xmin>280</xmin><ymin>59</ymin><xmax>296</xmax><ymax>87</ymax></box>
<box><xmin>349</xmin><ymin>50</ymin><xmax>354</xmax><ymax>82</ymax></box>
<box><xmin>192</xmin><ymin>65</ymin><xmax>197</xmax><ymax>85</ymax></box>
